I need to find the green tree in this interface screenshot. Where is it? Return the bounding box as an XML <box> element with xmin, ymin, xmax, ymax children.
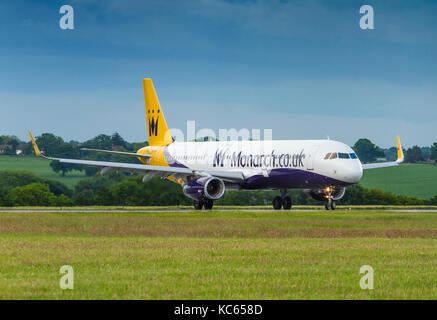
<box><xmin>0</xmin><ymin>135</ymin><xmax>21</xmax><ymax>155</ymax></box>
<box><xmin>352</xmin><ymin>139</ymin><xmax>385</xmax><ymax>163</ymax></box>
<box><xmin>131</xmin><ymin>141</ymin><xmax>148</xmax><ymax>152</ymax></box>
<box><xmin>82</xmin><ymin>134</ymin><xmax>112</xmax><ymax>150</ymax></box>
<box><xmin>111</xmin><ymin>132</ymin><xmax>127</xmax><ymax>148</ymax></box>
<box><xmin>430</xmin><ymin>143</ymin><xmax>437</xmax><ymax>162</ymax></box>
<box><xmin>340</xmin><ymin>184</ymin><xmax>424</xmax><ymax>205</ymax></box>
<box><xmin>7</xmin><ymin>183</ymin><xmax>58</xmax><ymax>206</ymax></box>
<box><xmin>0</xmin><ymin>192</ymin><xmax>5</xmax><ymax>206</ymax></box>
<box><xmin>35</xmin><ymin>133</ymin><xmax>64</xmax><ymax>156</ymax></box>
<box><xmin>384</xmin><ymin>147</ymin><xmax>398</xmax><ymax>162</ymax></box>
<box><xmin>74</xmin><ymin>173</ymin><xmax>124</xmax><ymax>199</ymax></box>
<box><xmin>109</xmin><ymin>176</ymin><xmax>190</xmax><ymax>206</ymax></box>
<box><xmin>405</xmin><ymin>146</ymin><xmax>424</xmax><ymax>163</ymax></box>
<box><xmin>49</xmin><ymin>143</ymin><xmax>82</xmax><ymax>176</ymax></box>
<box><xmin>0</xmin><ymin>170</ymin><xmax>72</xmax><ymax>197</ymax></box>
<box><xmin>94</xmin><ymin>186</ymin><xmax>113</xmax><ymax>205</ymax></box>
<box><xmin>20</xmin><ymin>142</ymin><xmax>34</xmax><ymax>155</ymax></box>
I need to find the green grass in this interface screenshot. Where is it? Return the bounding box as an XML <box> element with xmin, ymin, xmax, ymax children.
<box><xmin>0</xmin><ymin>155</ymin><xmax>85</xmax><ymax>188</ymax></box>
<box><xmin>1</xmin><ymin>210</ymin><xmax>436</xmax><ymax>299</ymax></box>
<box><xmin>359</xmin><ymin>164</ymin><xmax>437</xmax><ymax>199</ymax></box>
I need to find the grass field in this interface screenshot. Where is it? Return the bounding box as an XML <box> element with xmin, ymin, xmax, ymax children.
<box><xmin>360</xmin><ymin>164</ymin><xmax>437</xmax><ymax>199</ymax></box>
<box><xmin>0</xmin><ymin>209</ymin><xmax>436</xmax><ymax>299</ymax></box>
<box><xmin>0</xmin><ymin>155</ymin><xmax>85</xmax><ymax>188</ymax></box>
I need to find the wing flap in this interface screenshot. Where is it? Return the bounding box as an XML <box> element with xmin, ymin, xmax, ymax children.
<box><xmin>81</xmin><ymin>148</ymin><xmax>151</xmax><ymax>160</ymax></box>
<box><xmin>57</xmin><ymin>158</ymin><xmax>194</xmax><ymax>175</ymax></box>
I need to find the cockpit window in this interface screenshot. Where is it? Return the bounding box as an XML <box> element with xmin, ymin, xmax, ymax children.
<box><xmin>325</xmin><ymin>152</ymin><xmax>357</xmax><ymax>160</ymax></box>
<box><xmin>330</xmin><ymin>152</ymin><xmax>338</xmax><ymax>159</ymax></box>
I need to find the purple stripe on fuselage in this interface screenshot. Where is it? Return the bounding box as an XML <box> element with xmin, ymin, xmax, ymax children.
<box><xmin>164</xmin><ymin>147</ymin><xmax>188</xmax><ymax>168</ymax></box>
<box><xmin>241</xmin><ymin>168</ymin><xmax>352</xmax><ymax>190</ymax></box>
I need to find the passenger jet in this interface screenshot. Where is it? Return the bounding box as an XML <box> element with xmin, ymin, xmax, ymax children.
<box><xmin>29</xmin><ymin>78</ymin><xmax>404</xmax><ymax>210</ymax></box>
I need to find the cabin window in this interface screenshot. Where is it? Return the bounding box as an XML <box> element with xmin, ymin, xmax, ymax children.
<box><xmin>338</xmin><ymin>153</ymin><xmax>350</xmax><ymax>159</ymax></box>
<box><xmin>324</xmin><ymin>153</ymin><xmax>331</xmax><ymax>160</ymax></box>
<box><xmin>330</xmin><ymin>152</ymin><xmax>338</xmax><ymax>159</ymax></box>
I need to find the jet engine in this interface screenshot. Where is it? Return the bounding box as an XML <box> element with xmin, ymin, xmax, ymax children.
<box><xmin>183</xmin><ymin>177</ymin><xmax>226</xmax><ymax>201</ymax></box>
<box><xmin>305</xmin><ymin>187</ymin><xmax>346</xmax><ymax>202</ymax></box>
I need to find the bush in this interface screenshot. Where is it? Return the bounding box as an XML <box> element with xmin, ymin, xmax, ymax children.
<box><xmin>54</xmin><ymin>194</ymin><xmax>74</xmax><ymax>206</ymax></box>
<box><xmin>340</xmin><ymin>184</ymin><xmax>425</xmax><ymax>205</ymax></box>
<box><xmin>109</xmin><ymin>176</ymin><xmax>191</xmax><ymax>206</ymax></box>
<box><xmin>7</xmin><ymin>183</ymin><xmax>58</xmax><ymax>206</ymax></box>
<box><xmin>0</xmin><ymin>170</ymin><xmax>72</xmax><ymax>197</ymax></box>
<box><xmin>0</xmin><ymin>192</ymin><xmax>5</xmax><ymax>206</ymax></box>
<box><xmin>74</xmin><ymin>173</ymin><xmax>124</xmax><ymax>199</ymax></box>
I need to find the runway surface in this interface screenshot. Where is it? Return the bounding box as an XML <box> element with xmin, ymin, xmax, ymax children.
<box><xmin>1</xmin><ymin>209</ymin><xmax>437</xmax><ymax>213</ymax></box>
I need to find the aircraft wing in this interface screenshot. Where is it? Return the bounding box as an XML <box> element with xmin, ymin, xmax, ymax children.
<box><xmin>362</xmin><ymin>136</ymin><xmax>404</xmax><ymax>170</ymax></box>
<box><xmin>81</xmin><ymin>148</ymin><xmax>151</xmax><ymax>160</ymax></box>
<box><xmin>28</xmin><ymin>131</ymin><xmax>244</xmax><ymax>183</ymax></box>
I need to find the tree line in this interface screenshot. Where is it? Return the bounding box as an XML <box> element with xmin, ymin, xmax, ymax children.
<box><xmin>0</xmin><ymin>133</ymin><xmax>147</xmax><ymax>176</ymax></box>
<box><xmin>352</xmin><ymin>138</ymin><xmax>437</xmax><ymax>164</ymax></box>
<box><xmin>1</xmin><ymin>133</ymin><xmax>437</xmax><ymax>207</ymax></box>
<box><xmin>1</xmin><ymin>170</ymin><xmax>436</xmax><ymax>207</ymax></box>
<box><xmin>2</xmin><ymin>134</ymin><xmax>436</xmax><ymax>167</ymax></box>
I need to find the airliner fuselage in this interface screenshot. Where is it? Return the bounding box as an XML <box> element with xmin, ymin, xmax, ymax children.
<box><xmin>144</xmin><ymin>139</ymin><xmax>363</xmax><ymax>190</ymax></box>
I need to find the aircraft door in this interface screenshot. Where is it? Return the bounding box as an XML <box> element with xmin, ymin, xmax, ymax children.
<box><xmin>306</xmin><ymin>144</ymin><xmax>320</xmax><ymax>170</ymax></box>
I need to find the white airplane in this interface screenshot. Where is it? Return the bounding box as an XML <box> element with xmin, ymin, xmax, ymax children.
<box><xmin>29</xmin><ymin>78</ymin><xmax>404</xmax><ymax>210</ymax></box>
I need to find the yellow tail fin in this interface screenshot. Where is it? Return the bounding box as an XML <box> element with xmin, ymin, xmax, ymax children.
<box><xmin>143</xmin><ymin>78</ymin><xmax>173</xmax><ymax>146</ymax></box>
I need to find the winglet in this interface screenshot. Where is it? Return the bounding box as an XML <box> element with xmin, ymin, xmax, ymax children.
<box><xmin>28</xmin><ymin>130</ymin><xmax>42</xmax><ymax>157</ymax></box>
<box><xmin>396</xmin><ymin>135</ymin><xmax>404</xmax><ymax>164</ymax></box>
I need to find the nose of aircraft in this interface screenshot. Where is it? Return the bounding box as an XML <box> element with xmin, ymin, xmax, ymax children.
<box><xmin>343</xmin><ymin>160</ymin><xmax>363</xmax><ymax>184</ymax></box>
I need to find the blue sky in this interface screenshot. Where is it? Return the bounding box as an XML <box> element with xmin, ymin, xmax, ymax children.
<box><xmin>1</xmin><ymin>0</ymin><xmax>436</xmax><ymax>147</ymax></box>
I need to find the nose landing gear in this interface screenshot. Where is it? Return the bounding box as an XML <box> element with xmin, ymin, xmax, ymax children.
<box><xmin>325</xmin><ymin>199</ymin><xmax>336</xmax><ymax>210</ymax></box>
<box><xmin>324</xmin><ymin>187</ymin><xmax>336</xmax><ymax>211</ymax></box>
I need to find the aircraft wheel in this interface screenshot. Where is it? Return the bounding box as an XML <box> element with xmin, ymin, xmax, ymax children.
<box><xmin>272</xmin><ymin>196</ymin><xmax>283</xmax><ymax>210</ymax></box>
<box><xmin>325</xmin><ymin>202</ymin><xmax>331</xmax><ymax>211</ymax></box>
<box><xmin>330</xmin><ymin>201</ymin><xmax>336</xmax><ymax>211</ymax></box>
<box><xmin>194</xmin><ymin>200</ymin><xmax>203</xmax><ymax>210</ymax></box>
<box><xmin>282</xmin><ymin>196</ymin><xmax>292</xmax><ymax>210</ymax></box>
<box><xmin>204</xmin><ymin>199</ymin><xmax>213</xmax><ymax>210</ymax></box>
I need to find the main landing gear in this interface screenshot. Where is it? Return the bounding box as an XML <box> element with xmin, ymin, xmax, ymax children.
<box><xmin>272</xmin><ymin>189</ymin><xmax>292</xmax><ymax>210</ymax></box>
<box><xmin>194</xmin><ymin>199</ymin><xmax>214</xmax><ymax>210</ymax></box>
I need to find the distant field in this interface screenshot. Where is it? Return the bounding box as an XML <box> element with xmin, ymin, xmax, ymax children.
<box><xmin>0</xmin><ymin>210</ymin><xmax>436</xmax><ymax>299</ymax></box>
<box><xmin>360</xmin><ymin>164</ymin><xmax>437</xmax><ymax>199</ymax></box>
<box><xmin>0</xmin><ymin>155</ymin><xmax>85</xmax><ymax>188</ymax></box>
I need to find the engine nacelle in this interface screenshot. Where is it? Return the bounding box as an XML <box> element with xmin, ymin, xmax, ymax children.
<box><xmin>183</xmin><ymin>177</ymin><xmax>226</xmax><ymax>201</ymax></box>
<box><xmin>305</xmin><ymin>187</ymin><xmax>346</xmax><ymax>202</ymax></box>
